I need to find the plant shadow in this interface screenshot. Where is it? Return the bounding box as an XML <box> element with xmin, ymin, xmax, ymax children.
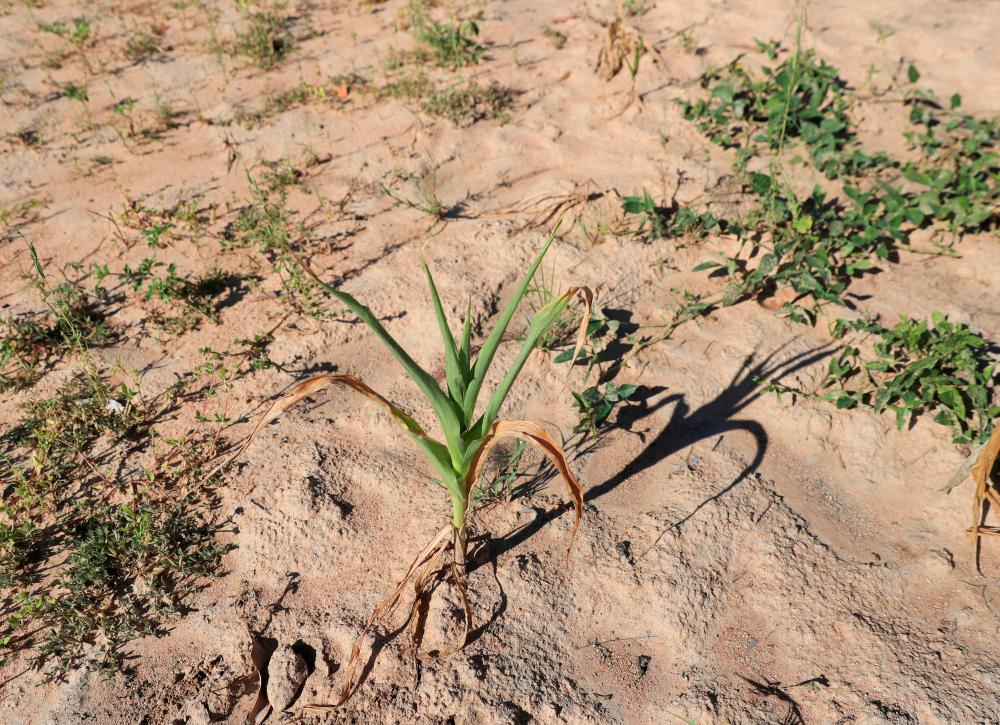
<box><xmin>475</xmin><ymin>342</ymin><xmax>834</xmax><ymax>564</ymax></box>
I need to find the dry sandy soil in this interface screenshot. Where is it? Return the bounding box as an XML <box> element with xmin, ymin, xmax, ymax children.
<box><xmin>1</xmin><ymin>0</ymin><xmax>999</xmax><ymax>723</ymax></box>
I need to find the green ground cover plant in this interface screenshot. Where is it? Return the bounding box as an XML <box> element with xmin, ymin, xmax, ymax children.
<box><xmin>0</xmin><ymin>369</ymin><xmax>230</xmax><ymax>678</ymax></box>
<box><xmin>760</xmin><ymin>313</ymin><xmax>997</xmax><ymax>445</ymax></box>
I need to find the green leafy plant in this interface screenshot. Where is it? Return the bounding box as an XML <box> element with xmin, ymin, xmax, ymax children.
<box><xmin>693</xmin><ymin>172</ymin><xmax>886</xmax><ymax>323</ymax></box>
<box><xmin>40</xmin><ymin>16</ymin><xmax>92</xmax><ymax>50</ymax></box>
<box><xmin>681</xmin><ymin>38</ymin><xmax>890</xmax><ymax>178</ymax></box>
<box><xmin>761</xmin><ymin>314</ymin><xmax>998</xmax><ymax>445</ymax></box>
<box><xmin>572</xmin><ymin>382</ymin><xmax>638</xmax><ymax>438</ymax></box>
<box><xmin>621</xmin><ymin>189</ymin><xmax>668</xmax><ymax>239</ymax></box>
<box><xmin>621</xmin><ymin>190</ymin><xmax>724</xmax><ymax>242</ymax></box>
<box><xmin>214</xmin><ymin>232</ymin><xmax>591</xmax><ymax>708</ymax></box>
<box><xmin>826</xmin><ymin>315</ymin><xmax>997</xmax><ymax>443</ymax></box>
<box><xmin>899</xmin><ymin>80</ymin><xmax>999</xmax><ymax>237</ymax></box>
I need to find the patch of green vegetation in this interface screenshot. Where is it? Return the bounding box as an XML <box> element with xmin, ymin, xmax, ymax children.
<box><xmin>620</xmin><ymin>190</ymin><xmax>725</xmax><ymax>242</ymax></box>
<box><xmin>422</xmin><ymin>81</ymin><xmax>514</xmax><ymax>126</ymax></box>
<box><xmin>899</xmin><ymin>76</ymin><xmax>999</xmax><ymax>237</ymax></box>
<box><xmin>408</xmin><ymin>2</ymin><xmax>483</xmax><ymax>69</ymax></box>
<box><xmin>223</xmin><ymin>173</ymin><xmax>324</xmax><ymax>317</ymax></box>
<box><xmin>235</xmin><ymin>12</ymin><xmax>293</xmax><ymax>69</ymax></box>
<box><xmin>681</xmin><ymin>39</ymin><xmax>890</xmax><ymax>178</ymax></box>
<box><xmin>39</xmin><ymin>17</ymin><xmax>92</xmax><ymax>48</ymax></box>
<box><xmin>378</xmin><ymin>71</ymin><xmax>434</xmax><ymax>102</ymax></box>
<box><xmin>121</xmin><ymin>259</ymin><xmax>243</xmax><ymax>332</ymax></box>
<box><xmin>693</xmin><ymin>171</ymin><xmax>894</xmax><ymax>323</ymax></box>
<box><xmin>762</xmin><ymin>314</ymin><xmax>998</xmax><ymax>445</ymax></box>
<box><xmin>0</xmin><ymin>370</ymin><xmax>229</xmax><ymax>676</ymax></box>
<box><xmin>62</xmin><ymin>84</ymin><xmax>88</xmax><ymax>102</ymax></box>
<box><xmin>124</xmin><ymin>28</ymin><xmax>162</xmax><ymax>62</ymax></box>
<box><xmin>0</xmin><ymin>247</ymin><xmax>110</xmax><ymax>391</ymax></box>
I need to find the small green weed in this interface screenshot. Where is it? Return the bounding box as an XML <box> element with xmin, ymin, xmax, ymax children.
<box><xmin>408</xmin><ymin>2</ymin><xmax>483</xmax><ymax>69</ymax></box>
<box><xmin>235</xmin><ymin>12</ymin><xmax>293</xmax><ymax>69</ymax></box>
<box><xmin>124</xmin><ymin>28</ymin><xmax>163</xmax><ymax>62</ymax></box>
<box><xmin>476</xmin><ymin>439</ymin><xmax>526</xmax><ymax>503</ymax></box>
<box><xmin>122</xmin><ymin>259</ymin><xmax>242</xmax><ymax>331</ymax></box>
<box><xmin>40</xmin><ymin>17</ymin><xmax>92</xmax><ymax>48</ymax></box>
<box><xmin>0</xmin><ymin>247</ymin><xmax>110</xmax><ymax>391</ymax></box>
<box><xmin>899</xmin><ymin>74</ymin><xmax>999</xmax><ymax>237</ymax></box>
<box><xmin>621</xmin><ymin>190</ymin><xmax>724</xmax><ymax>242</ymax></box>
<box><xmin>224</xmin><ymin>174</ymin><xmax>324</xmax><ymax>317</ymax></box>
<box><xmin>422</xmin><ymin>81</ymin><xmax>514</xmax><ymax>126</ymax></box>
<box><xmin>572</xmin><ymin>382</ymin><xmax>638</xmax><ymax>438</ymax></box>
<box><xmin>381</xmin><ymin>167</ymin><xmax>447</xmax><ymax>227</ymax></box>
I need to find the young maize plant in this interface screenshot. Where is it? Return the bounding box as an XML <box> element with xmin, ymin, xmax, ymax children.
<box><xmin>217</xmin><ymin>232</ymin><xmax>591</xmax><ymax>709</ymax></box>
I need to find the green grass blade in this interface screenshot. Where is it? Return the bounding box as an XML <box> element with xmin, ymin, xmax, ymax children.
<box><xmin>463</xmin><ymin>229</ymin><xmax>558</xmax><ymax>421</ymax></box>
<box><xmin>422</xmin><ymin>259</ymin><xmax>466</xmax><ymax>408</ymax></box>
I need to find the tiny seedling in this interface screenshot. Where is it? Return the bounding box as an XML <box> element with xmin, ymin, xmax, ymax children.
<box><xmin>380</xmin><ymin>168</ymin><xmax>447</xmax><ymax>228</ymax></box>
<box><xmin>621</xmin><ymin>189</ymin><xmax>667</xmax><ymax>239</ymax></box>
<box><xmin>476</xmin><ymin>439</ymin><xmax>526</xmax><ymax>503</ymax></box>
<box><xmin>212</xmin><ymin>230</ymin><xmax>591</xmax><ymax>708</ymax></box>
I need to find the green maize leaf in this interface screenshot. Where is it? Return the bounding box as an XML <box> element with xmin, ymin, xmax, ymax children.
<box><xmin>473</xmin><ymin>285</ymin><xmax>592</xmax><ymax>438</ymax></box>
<box><xmin>296</xmin><ymin>256</ymin><xmax>465</xmax><ymax>466</ymax></box>
<box><xmin>462</xmin><ymin>229</ymin><xmax>558</xmax><ymax>421</ymax></box>
<box><xmin>459</xmin><ymin>296</ymin><xmax>473</xmax><ymax>380</ymax></box>
<box><xmin>423</xmin><ymin>259</ymin><xmax>466</xmax><ymax>406</ymax></box>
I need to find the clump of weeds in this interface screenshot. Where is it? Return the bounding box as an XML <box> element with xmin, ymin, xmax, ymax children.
<box><xmin>223</xmin><ymin>172</ymin><xmax>325</xmax><ymax>317</ymax></box>
<box><xmin>406</xmin><ymin>1</ymin><xmax>483</xmax><ymax>69</ymax></box>
<box><xmin>422</xmin><ymin>81</ymin><xmax>515</xmax><ymax>126</ymax></box>
<box><xmin>0</xmin><ymin>369</ymin><xmax>230</xmax><ymax>677</ymax></box>
<box><xmin>0</xmin><ymin>246</ymin><xmax>111</xmax><ymax>391</ymax></box>
<box><xmin>235</xmin><ymin>11</ymin><xmax>293</xmax><ymax>69</ymax></box>
<box><xmin>760</xmin><ymin>313</ymin><xmax>998</xmax><ymax>445</ymax></box>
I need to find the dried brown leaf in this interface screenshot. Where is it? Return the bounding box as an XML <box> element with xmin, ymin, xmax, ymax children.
<box><xmin>466</xmin><ymin>420</ymin><xmax>584</xmax><ymax>553</ymax></box>
<box><xmin>200</xmin><ymin>373</ymin><xmax>430</xmax><ymax>492</ymax></box>
<box><xmin>247</xmin><ymin>639</ymin><xmax>270</xmax><ymax>725</ymax></box>
<box><xmin>970</xmin><ymin>425</ymin><xmax>1000</xmax><ymax>571</ymax></box>
<box><xmin>298</xmin><ymin>524</ymin><xmax>452</xmax><ymax>713</ymax></box>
